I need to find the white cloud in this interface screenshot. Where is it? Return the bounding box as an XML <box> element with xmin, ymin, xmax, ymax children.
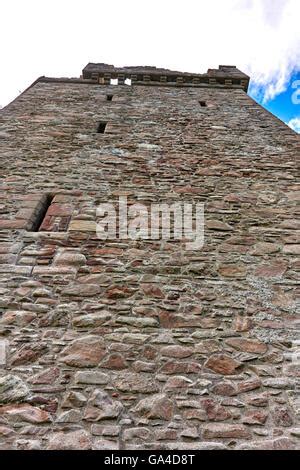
<box><xmin>288</xmin><ymin>117</ymin><xmax>300</xmax><ymax>132</ymax></box>
<box><xmin>0</xmin><ymin>0</ymin><xmax>299</xmax><ymax>107</ymax></box>
<box><xmin>242</xmin><ymin>0</ymin><xmax>300</xmax><ymax>102</ymax></box>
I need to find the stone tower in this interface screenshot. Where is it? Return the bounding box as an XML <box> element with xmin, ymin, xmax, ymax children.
<box><xmin>0</xmin><ymin>63</ymin><xmax>299</xmax><ymax>450</ymax></box>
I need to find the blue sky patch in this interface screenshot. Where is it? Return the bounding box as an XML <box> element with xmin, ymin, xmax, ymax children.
<box><xmin>249</xmin><ymin>70</ymin><xmax>300</xmax><ymax>133</ymax></box>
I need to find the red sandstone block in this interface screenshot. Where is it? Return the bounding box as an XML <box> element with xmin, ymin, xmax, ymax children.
<box><xmin>21</xmin><ymin>193</ymin><xmax>45</xmax><ymax>201</ymax></box>
<box><xmin>92</xmin><ymin>247</ymin><xmax>123</xmax><ymax>256</ymax></box>
<box><xmin>202</xmin><ymin>423</ymin><xmax>251</xmax><ymax>439</ymax></box>
<box><xmin>52</xmin><ymin>194</ymin><xmax>74</xmax><ymax>203</ymax></box>
<box><xmin>33</xmin><ymin>266</ymin><xmax>77</xmax><ymax>275</ymax></box>
<box><xmin>19</xmin><ymin>200</ymin><xmax>41</xmax><ymax>209</ymax></box>
<box><xmin>0</xmin><ymin>265</ymin><xmax>32</xmax><ymax>275</ymax></box>
<box><xmin>39</xmin><ymin>215</ymin><xmax>70</xmax><ymax>231</ymax></box>
<box><xmin>39</xmin><ymin>215</ymin><xmax>53</xmax><ymax>231</ymax></box>
<box><xmin>55</xmin><ymin>190</ymin><xmax>82</xmax><ymax>196</ymax></box>
<box><xmin>68</xmin><ymin>220</ymin><xmax>97</xmax><ymax>231</ymax></box>
<box><xmin>0</xmin><ymin>219</ymin><xmax>28</xmax><ymax>230</ymax></box>
<box><xmin>47</xmin><ymin>204</ymin><xmax>73</xmax><ymax>217</ymax></box>
<box><xmin>174</xmin><ymin>186</ymin><xmax>207</xmax><ymax>194</ymax></box>
<box><xmin>0</xmin><ymin>404</ymin><xmax>51</xmax><ymax>423</ymax></box>
<box><xmin>254</xmin><ymin>261</ymin><xmax>288</xmax><ymax>278</ymax></box>
<box><xmin>15</xmin><ymin>208</ymin><xmax>35</xmax><ymax>220</ymax></box>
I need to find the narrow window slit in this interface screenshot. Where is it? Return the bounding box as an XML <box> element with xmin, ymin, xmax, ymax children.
<box><xmin>97</xmin><ymin>121</ymin><xmax>107</xmax><ymax>133</ymax></box>
<box><xmin>199</xmin><ymin>101</ymin><xmax>207</xmax><ymax>107</ymax></box>
<box><xmin>106</xmin><ymin>94</ymin><xmax>113</xmax><ymax>101</ymax></box>
<box><xmin>32</xmin><ymin>194</ymin><xmax>54</xmax><ymax>231</ymax></box>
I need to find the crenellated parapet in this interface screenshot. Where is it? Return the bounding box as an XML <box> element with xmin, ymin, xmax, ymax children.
<box><xmin>82</xmin><ymin>63</ymin><xmax>250</xmax><ymax>91</ymax></box>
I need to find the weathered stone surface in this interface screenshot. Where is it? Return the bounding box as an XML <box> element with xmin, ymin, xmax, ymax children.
<box><xmin>201</xmin><ymin>399</ymin><xmax>232</xmax><ymax>421</ymax></box>
<box><xmin>123</xmin><ymin>427</ymin><xmax>153</xmax><ymax>442</ymax></box>
<box><xmin>237</xmin><ymin>378</ymin><xmax>261</xmax><ymax>393</ymax></box>
<box><xmin>141</xmin><ymin>284</ymin><xmax>165</xmax><ymax>298</ymax></box>
<box><xmin>206</xmin><ymin>220</ymin><xmax>234</xmax><ymax>231</ymax></box>
<box><xmin>160</xmin><ymin>345</ymin><xmax>193</xmax><ymax>358</ymax></box>
<box><xmin>254</xmin><ymin>262</ymin><xmax>288</xmax><ymax>278</ymax></box>
<box><xmin>14</xmin><ymin>439</ymin><xmax>42</xmax><ymax>450</ymax></box>
<box><xmin>68</xmin><ymin>220</ymin><xmax>97</xmax><ymax>232</ymax></box>
<box><xmin>282</xmin><ymin>244</ymin><xmax>300</xmax><ymax>255</ymax></box>
<box><xmin>73</xmin><ymin>312</ymin><xmax>111</xmax><ymax>328</ymax></box>
<box><xmin>74</xmin><ymin>371</ymin><xmax>109</xmax><ymax>385</ymax></box>
<box><xmin>84</xmin><ymin>389</ymin><xmax>123</xmax><ymax>421</ymax></box>
<box><xmin>0</xmin><ymin>375</ymin><xmax>29</xmax><ymax>403</ymax></box>
<box><xmin>91</xmin><ymin>424</ymin><xmax>120</xmax><ymax>437</ymax></box>
<box><xmin>114</xmin><ymin>373</ymin><xmax>159</xmax><ymax>393</ymax></box>
<box><xmin>0</xmin><ymin>404</ymin><xmax>51</xmax><ymax>423</ymax></box>
<box><xmin>211</xmin><ymin>381</ymin><xmax>237</xmax><ymax>396</ymax></box>
<box><xmin>290</xmin><ymin>428</ymin><xmax>300</xmax><ymax>437</ymax></box>
<box><xmin>61</xmin><ymin>284</ymin><xmax>101</xmax><ymax>297</ymax></box>
<box><xmin>0</xmin><ymin>310</ymin><xmax>36</xmax><ymax>327</ymax></box>
<box><xmin>202</xmin><ymin>423</ymin><xmax>251</xmax><ymax>439</ymax></box>
<box><xmin>246</xmin><ymin>394</ymin><xmax>268</xmax><ymax>407</ymax></box>
<box><xmin>0</xmin><ymin>340</ymin><xmax>8</xmax><ymax>366</ymax></box>
<box><xmin>225</xmin><ymin>338</ymin><xmax>268</xmax><ymax>354</ymax></box>
<box><xmin>133</xmin><ymin>360</ymin><xmax>155</xmax><ymax>372</ymax></box>
<box><xmin>116</xmin><ymin>316</ymin><xmax>158</xmax><ymax>328</ymax></box>
<box><xmin>218</xmin><ymin>264</ymin><xmax>247</xmax><ymax>278</ymax></box>
<box><xmin>273</xmin><ymin>407</ymin><xmax>294</xmax><ymax>427</ymax></box>
<box><xmin>0</xmin><ymin>426</ymin><xmax>13</xmax><ymax>437</ymax></box>
<box><xmin>164</xmin><ymin>376</ymin><xmax>193</xmax><ymax>390</ymax></box>
<box><xmin>159</xmin><ymin>312</ymin><xmax>219</xmax><ymax>329</ymax></box>
<box><xmin>56</xmin><ymin>409</ymin><xmax>81</xmax><ymax>423</ymax></box>
<box><xmin>47</xmin><ymin>430</ymin><xmax>91</xmax><ymax>450</ymax></box>
<box><xmin>183</xmin><ymin>409</ymin><xmax>207</xmax><ymax>421</ymax></box>
<box><xmin>236</xmin><ymin>437</ymin><xmax>296</xmax><ymax>450</ymax></box>
<box><xmin>204</xmin><ymin>354</ymin><xmax>242</xmax><ymax>375</ymax></box>
<box><xmin>233</xmin><ymin>316</ymin><xmax>252</xmax><ymax>332</ymax></box>
<box><xmin>0</xmin><ymin>62</ymin><xmax>298</xmax><ymax>450</ymax></box>
<box><xmin>29</xmin><ymin>367</ymin><xmax>60</xmax><ymax>384</ymax></box>
<box><xmin>100</xmin><ymin>353</ymin><xmax>128</xmax><ymax>370</ymax></box>
<box><xmin>195</xmin><ymin>340</ymin><xmax>221</xmax><ymax>354</ymax></box>
<box><xmin>106</xmin><ymin>286</ymin><xmax>135</xmax><ymax>299</ymax></box>
<box><xmin>54</xmin><ymin>251</ymin><xmax>86</xmax><ymax>266</ymax></box>
<box><xmin>160</xmin><ymin>360</ymin><xmax>201</xmax><ymax>374</ymax></box>
<box><xmin>59</xmin><ymin>335</ymin><xmax>106</xmax><ymax>367</ymax></box>
<box><xmin>242</xmin><ymin>410</ymin><xmax>268</xmax><ymax>425</ymax></box>
<box><xmin>251</xmin><ymin>242</ymin><xmax>281</xmax><ymax>255</ymax></box>
<box><xmin>10</xmin><ymin>343</ymin><xmax>47</xmax><ymax>366</ymax></box>
<box><xmin>167</xmin><ymin>442</ymin><xmax>227</xmax><ymax>450</ymax></box>
<box><xmin>133</xmin><ymin>394</ymin><xmax>174</xmax><ymax>420</ymax></box>
<box><xmin>263</xmin><ymin>378</ymin><xmax>294</xmax><ymax>389</ymax></box>
<box><xmin>93</xmin><ymin>439</ymin><xmax>119</xmax><ymax>450</ymax></box>
<box><xmin>61</xmin><ymin>391</ymin><xmax>87</xmax><ymax>408</ymax></box>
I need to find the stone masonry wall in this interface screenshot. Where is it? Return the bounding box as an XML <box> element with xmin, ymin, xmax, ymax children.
<box><xmin>0</xmin><ymin>78</ymin><xmax>299</xmax><ymax>450</ymax></box>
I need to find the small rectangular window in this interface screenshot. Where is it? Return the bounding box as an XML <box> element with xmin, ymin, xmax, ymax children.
<box><xmin>199</xmin><ymin>101</ymin><xmax>207</xmax><ymax>107</ymax></box>
<box><xmin>110</xmin><ymin>78</ymin><xmax>118</xmax><ymax>85</ymax></box>
<box><xmin>23</xmin><ymin>194</ymin><xmax>72</xmax><ymax>232</ymax></box>
<box><xmin>33</xmin><ymin>194</ymin><xmax>54</xmax><ymax>231</ymax></box>
<box><xmin>97</xmin><ymin>121</ymin><xmax>107</xmax><ymax>134</ymax></box>
<box><xmin>106</xmin><ymin>94</ymin><xmax>113</xmax><ymax>101</ymax></box>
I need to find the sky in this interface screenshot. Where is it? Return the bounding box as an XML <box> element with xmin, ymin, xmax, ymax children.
<box><xmin>0</xmin><ymin>0</ymin><xmax>300</xmax><ymax>132</ymax></box>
